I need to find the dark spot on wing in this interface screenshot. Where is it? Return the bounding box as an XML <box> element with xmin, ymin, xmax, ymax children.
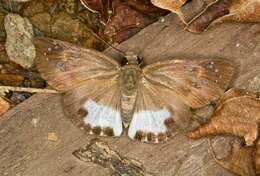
<box><xmin>134</xmin><ymin>130</ymin><xmax>145</xmax><ymax>141</ymax></box>
<box><xmin>158</xmin><ymin>133</ymin><xmax>167</xmax><ymax>142</ymax></box>
<box><xmin>147</xmin><ymin>132</ymin><xmax>156</xmax><ymax>143</ymax></box>
<box><xmin>77</xmin><ymin>108</ymin><xmax>88</xmax><ymax>118</ymax></box>
<box><xmin>164</xmin><ymin>118</ymin><xmax>175</xmax><ymax>129</ymax></box>
<box><xmin>103</xmin><ymin>127</ymin><xmax>114</xmax><ymax>136</ymax></box>
<box><xmin>92</xmin><ymin>126</ymin><xmax>102</xmax><ymax>135</ymax></box>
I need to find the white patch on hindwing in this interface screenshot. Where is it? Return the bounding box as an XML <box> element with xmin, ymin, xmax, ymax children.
<box><xmin>128</xmin><ymin>108</ymin><xmax>171</xmax><ymax>139</ymax></box>
<box><xmin>83</xmin><ymin>99</ymin><xmax>123</xmax><ymax>136</ymax></box>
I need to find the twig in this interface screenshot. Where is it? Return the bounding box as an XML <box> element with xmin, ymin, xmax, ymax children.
<box><xmin>0</xmin><ymin>86</ymin><xmax>58</xmax><ymax>95</ymax></box>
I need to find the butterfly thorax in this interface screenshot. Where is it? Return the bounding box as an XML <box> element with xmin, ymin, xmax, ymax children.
<box><xmin>120</xmin><ymin>61</ymin><xmax>141</xmax><ymax>127</ymax></box>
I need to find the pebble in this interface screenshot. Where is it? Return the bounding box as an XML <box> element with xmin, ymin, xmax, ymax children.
<box><xmin>47</xmin><ymin>132</ymin><xmax>58</xmax><ymax>142</ymax></box>
<box><xmin>4</xmin><ymin>13</ymin><xmax>36</xmax><ymax>69</ymax></box>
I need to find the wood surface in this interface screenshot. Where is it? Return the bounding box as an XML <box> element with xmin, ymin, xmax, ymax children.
<box><xmin>1</xmin><ymin>13</ymin><xmax>260</xmax><ymax>176</ymax></box>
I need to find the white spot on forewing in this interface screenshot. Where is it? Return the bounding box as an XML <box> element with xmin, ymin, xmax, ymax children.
<box><xmin>128</xmin><ymin>109</ymin><xmax>170</xmax><ymax>139</ymax></box>
<box><xmin>83</xmin><ymin>99</ymin><xmax>123</xmax><ymax>136</ymax></box>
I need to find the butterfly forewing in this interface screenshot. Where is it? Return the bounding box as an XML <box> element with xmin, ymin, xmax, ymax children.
<box><xmin>142</xmin><ymin>59</ymin><xmax>234</xmax><ymax>108</ymax></box>
<box><xmin>35</xmin><ymin>37</ymin><xmax>120</xmax><ymax>91</ymax></box>
<box><xmin>35</xmin><ymin>37</ymin><xmax>123</xmax><ymax>136</ymax></box>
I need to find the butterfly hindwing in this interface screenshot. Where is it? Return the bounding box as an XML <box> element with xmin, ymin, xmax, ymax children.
<box><xmin>35</xmin><ymin>37</ymin><xmax>123</xmax><ymax>136</ymax></box>
<box><xmin>63</xmin><ymin>78</ymin><xmax>123</xmax><ymax>136</ymax></box>
<box><xmin>128</xmin><ymin>79</ymin><xmax>191</xmax><ymax>143</ymax></box>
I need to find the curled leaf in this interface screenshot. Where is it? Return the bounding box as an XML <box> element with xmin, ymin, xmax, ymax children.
<box><xmin>187</xmin><ymin>0</ymin><xmax>260</xmax><ymax>33</ymax></box>
<box><xmin>186</xmin><ymin>0</ymin><xmax>230</xmax><ymax>33</ymax></box>
<box><xmin>254</xmin><ymin>139</ymin><xmax>260</xmax><ymax>174</ymax></box>
<box><xmin>210</xmin><ymin>139</ymin><xmax>256</xmax><ymax>176</ymax></box>
<box><xmin>187</xmin><ymin>88</ymin><xmax>260</xmax><ymax>146</ymax></box>
<box><xmin>151</xmin><ymin>0</ymin><xmax>188</xmax><ymax>23</ymax></box>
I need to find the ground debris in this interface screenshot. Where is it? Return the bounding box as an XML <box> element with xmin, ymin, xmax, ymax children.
<box><xmin>210</xmin><ymin>139</ymin><xmax>256</xmax><ymax>176</ymax></box>
<box><xmin>73</xmin><ymin>139</ymin><xmax>153</xmax><ymax>176</ymax></box>
<box><xmin>47</xmin><ymin>132</ymin><xmax>58</xmax><ymax>142</ymax></box>
<box><xmin>0</xmin><ymin>96</ymin><xmax>10</xmax><ymax>115</ymax></box>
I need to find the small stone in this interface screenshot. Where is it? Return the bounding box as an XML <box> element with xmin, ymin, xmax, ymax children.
<box><xmin>47</xmin><ymin>132</ymin><xmax>58</xmax><ymax>142</ymax></box>
<box><xmin>31</xmin><ymin>118</ymin><xmax>39</xmax><ymax>127</ymax></box>
<box><xmin>4</xmin><ymin>13</ymin><xmax>36</xmax><ymax>69</ymax></box>
<box><xmin>160</xmin><ymin>17</ymin><xmax>165</xmax><ymax>23</ymax></box>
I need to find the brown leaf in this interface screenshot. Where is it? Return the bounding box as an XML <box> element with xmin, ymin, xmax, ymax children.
<box><xmin>187</xmin><ymin>88</ymin><xmax>260</xmax><ymax>146</ymax></box>
<box><xmin>102</xmin><ymin>0</ymin><xmax>156</xmax><ymax>43</ymax></box>
<box><xmin>254</xmin><ymin>139</ymin><xmax>260</xmax><ymax>174</ymax></box>
<box><xmin>80</xmin><ymin>0</ymin><xmax>113</xmax><ymax>23</ymax></box>
<box><xmin>0</xmin><ymin>96</ymin><xmax>10</xmax><ymax>115</ymax></box>
<box><xmin>210</xmin><ymin>139</ymin><xmax>256</xmax><ymax>176</ymax></box>
<box><xmin>187</xmin><ymin>0</ymin><xmax>260</xmax><ymax>33</ymax></box>
<box><xmin>186</xmin><ymin>0</ymin><xmax>230</xmax><ymax>33</ymax></box>
<box><xmin>81</xmin><ymin>0</ymin><xmax>167</xmax><ymax>43</ymax></box>
<box><xmin>218</xmin><ymin>0</ymin><xmax>260</xmax><ymax>23</ymax></box>
<box><xmin>151</xmin><ymin>0</ymin><xmax>188</xmax><ymax>23</ymax></box>
<box><xmin>127</xmin><ymin>0</ymin><xmax>168</xmax><ymax>15</ymax></box>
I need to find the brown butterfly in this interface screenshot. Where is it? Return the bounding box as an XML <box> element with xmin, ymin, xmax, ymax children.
<box><xmin>34</xmin><ymin>37</ymin><xmax>234</xmax><ymax>143</ymax></box>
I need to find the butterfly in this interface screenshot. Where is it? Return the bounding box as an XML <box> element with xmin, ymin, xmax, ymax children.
<box><xmin>34</xmin><ymin>37</ymin><xmax>234</xmax><ymax>143</ymax></box>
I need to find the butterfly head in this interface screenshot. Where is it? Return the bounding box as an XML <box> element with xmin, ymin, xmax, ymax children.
<box><xmin>125</xmin><ymin>52</ymin><xmax>140</xmax><ymax>66</ymax></box>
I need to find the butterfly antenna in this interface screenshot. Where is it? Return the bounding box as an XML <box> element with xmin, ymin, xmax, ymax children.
<box><xmin>89</xmin><ymin>30</ymin><xmax>126</xmax><ymax>58</ymax></box>
<box><xmin>8</xmin><ymin>0</ymin><xmax>13</xmax><ymax>13</ymax></box>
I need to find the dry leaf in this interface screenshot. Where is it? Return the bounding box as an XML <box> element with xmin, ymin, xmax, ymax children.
<box><xmin>0</xmin><ymin>96</ymin><xmax>10</xmax><ymax>115</ymax></box>
<box><xmin>81</xmin><ymin>0</ymin><xmax>167</xmax><ymax>43</ymax></box>
<box><xmin>218</xmin><ymin>0</ymin><xmax>260</xmax><ymax>23</ymax></box>
<box><xmin>187</xmin><ymin>0</ymin><xmax>260</xmax><ymax>33</ymax></box>
<box><xmin>254</xmin><ymin>139</ymin><xmax>260</xmax><ymax>174</ymax></box>
<box><xmin>152</xmin><ymin>0</ymin><xmax>260</xmax><ymax>33</ymax></box>
<box><xmin>210</xmin><ymin>139</ymin><xmax>255</xmax><ymax>176</ymax></box>
<box><xmin>151</xmin><ymin>0</ymin><xmax>188</xmax><ymax>23</ymax></box>
<box><xmin>102</xmin><ymin>0</ymin><xmax>153</xmax><ymax>43</ymax></box>
<box><xmin>186</xmin><ymin>0</ymin><xmax>230</xmax><ymax>33</ymax></box>
<box><xmin>80</xmin><ymin>0</ymin><xmax>113</xmax><ymax>23</ymax></box>
<box><xmin>187</xmin><ymin>88</ymin><xmax>260</xmax><ymax>146</ymax></box>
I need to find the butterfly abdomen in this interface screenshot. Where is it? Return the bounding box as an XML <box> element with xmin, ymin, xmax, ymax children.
<box><xmin>120</xmin><ymin>65</ymin><xmax>141</xmax><ymax>127</ymax></box>
<box><xmin>121</xmin><ymin>92</ymin><xmax>137</xmax><ymax>127</ymax></box>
